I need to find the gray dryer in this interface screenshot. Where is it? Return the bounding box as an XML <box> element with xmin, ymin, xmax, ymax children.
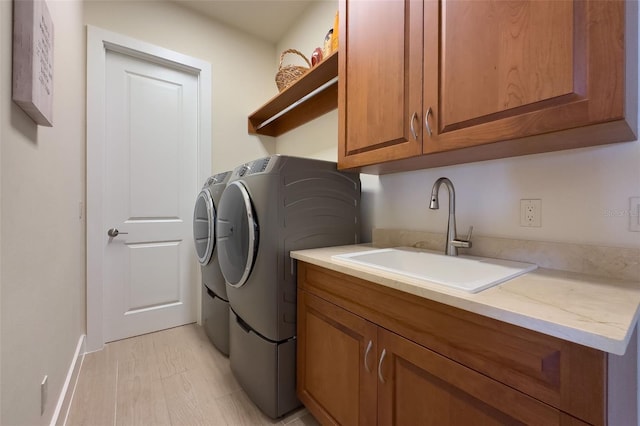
<box><xmin>192</xmin><ymin>171</ymin><xmax>231</xmax><ymax>355</ymax></box>
<box><xmin>216</xmin><ymin>155</ymin><xmax>361</xmax><ymax>418</ymax></box>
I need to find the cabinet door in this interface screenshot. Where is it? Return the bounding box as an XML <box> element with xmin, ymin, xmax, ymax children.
<box><xmin>376</xmin><ymin>328</ymin><xmax>570</xmax><ymax>426</ymax></box>
<box><xmin>297</xmin><ymin>291</ymin><xmax>378</xmax><ymax>426</ymax></box>
<box><xmin>423</xmin><ymin>0</ymin><xmax>625</xmax><ymax>154</ymax></box>
<box><xmin>338</xmin><ymin>0</ymin><xmax>423</xmax><ymax>169</ymax></box>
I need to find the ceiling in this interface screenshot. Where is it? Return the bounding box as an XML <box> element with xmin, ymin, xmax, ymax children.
<box><xmin>175</xmin><ymin>1</ymin><xmax>315</xmax><ymax>44</ymax></box>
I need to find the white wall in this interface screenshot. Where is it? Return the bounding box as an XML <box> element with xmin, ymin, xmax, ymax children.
<box><xmin>0</xmin><ymin>2</ymin><xmax>279</xmax><ymax>424</ymax></box>
<box><xmin>274</xmin><ymin>0</ymin><xmax>370</xmax><ymax>236</ymax></box>
<box><xmin>276</xmin><ymin>1</ymin><xmax>640</xmax><ymax>250</ymax></box>
<box><xmin>0</xmin><ymin>1</ymin><xmax>86</xmax><ymax>424</ymax></box>
<box><xmin>84</xmin><ymin>0</ymin><xmax>278</xmax><ymax>173</ymax></box>
<box><xmin>275</xmin><ymin>0</ymin><xmax>339</xmax><ymax>163</ymax></box>
<box><xmin>371</xmin><ymin>141</ymin><xmax>640</xmax><ymax>248</ymax></box>
<box><xmin>369</xmin><ymin>2</ymin><xmax>640</xmax><ymax>249</ymax></box>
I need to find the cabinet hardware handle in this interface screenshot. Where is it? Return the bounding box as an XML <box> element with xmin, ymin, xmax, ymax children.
<box><xmin>378</xmin><ymin>349</ymin><xmax>387</xmax><ymax>384</ymax></box>
<box><xmin>410</xmin><ymin>112</ymin><xmax>418</xmax><ymax>140</ymax></box>
<box><xmin>364</xmin><ymin>340</ymin><xmax>373</xmax><ymax>373</ymax></box>
<box><xmin>425</xmin><ymin>107</ymin><xmax>433</xmax><ymax>137</ymax></box>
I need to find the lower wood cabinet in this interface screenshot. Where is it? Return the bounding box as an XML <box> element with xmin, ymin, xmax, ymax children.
<box><xmin>297</xmin><ymin>290</ymin><xmax>377</xmax><ymax>426</ymax></box>
<box><xmin>298</xmin><ymin>291</ymin><xmax>587</xmax><ymax>426</ymax></box>
<box><xmin>296</xmin><ymin>262</ymin><xmax>610</xmax><ymax>425</ymax></box>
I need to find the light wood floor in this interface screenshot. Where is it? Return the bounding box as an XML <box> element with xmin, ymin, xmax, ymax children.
<box><xmin>65</xmin><ymin>324</ymin><xmax>319</xmax><ymax>426</ymax></box>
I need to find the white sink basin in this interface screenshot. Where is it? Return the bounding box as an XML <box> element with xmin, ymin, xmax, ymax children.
<box><xmin>332</xmin><ymin>247</ymin><xmax>537</xmax><ymax>293</ymax></box>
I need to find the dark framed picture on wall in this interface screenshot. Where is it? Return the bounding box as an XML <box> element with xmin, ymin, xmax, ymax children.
<box><xmin>12</xmin><ymin>0</ymin><xmax>54</xmax><ymax>127</ymax></box>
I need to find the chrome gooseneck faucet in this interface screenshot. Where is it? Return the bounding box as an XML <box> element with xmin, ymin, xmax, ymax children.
<box><xmin>429</xmin><ymin>177</ymin><xmax>473</xmax><ymax>256</ymax></box>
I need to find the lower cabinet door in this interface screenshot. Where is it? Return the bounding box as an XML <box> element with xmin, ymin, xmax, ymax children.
<box><xmin>297</xmin><ymin>291</ymin><xmax>378</xmax><ymax>426</ymax></box>
<box><xmin>376</xmin><ymin>328</ymin><xmax>577</xmax><ymax>426</ymax></box>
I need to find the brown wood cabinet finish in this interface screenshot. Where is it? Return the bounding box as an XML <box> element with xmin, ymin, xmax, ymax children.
<box><xmin>297</xmin><ymin>262</ymin><xmax>606</xmax><ymax>425</ymax></box>
<box><xmin>377</xmin><ymin>327</ymin><xmax>588</xmax><ymax>426</ymax></box>
<box><xmin>297</xmin><ymin>291</ymin><xmax>377</xmax><ymax>426</ymax></box>
<box><xmin>338</xmin><ymin>0</ymin><xmax>635</xmax><ymax>173</ymax></box>
<box><xmin>424</xmin><ymin>0</ymin><xmax>626</xmax><ymax>152</ymax></box>
<box><xmin>433</xmin><ymin>1</ymin><xmax>575</xmax><ymax>131</ymax></box>
<box><xmin>298</xmin><ymin>291</ymin><xmax>590</xmax><ymax>426</ymax></box>
<box><xmin>248</xmin><ymin>51</ymin><xmax>338</xmax><ymax>137</ymax></box>
<box><xmin>337</xmin><ymin>0</ymin><xmax>423</xmax><ymax>168</ymax></box>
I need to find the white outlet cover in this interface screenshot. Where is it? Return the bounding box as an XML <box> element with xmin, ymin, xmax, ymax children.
<box><xmin>520</xmin><ymin>199</ymin><xmax>542</xmax><ymax>227</ymax></box>
<box><xmin>630</xmin><ymin>197</ymin><xmax>640</xmax><ymax>232</ymax></box>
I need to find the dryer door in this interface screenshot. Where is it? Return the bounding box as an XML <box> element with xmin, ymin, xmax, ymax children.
<box><xmin>217</xmin><ymin>181</ymin><xmax>259</xmax><ymax>287</ymax></box>
<box><xmin>193</xmin><ymin>188</ymin><xmax>215</xmax><ymax>265</ymax></box>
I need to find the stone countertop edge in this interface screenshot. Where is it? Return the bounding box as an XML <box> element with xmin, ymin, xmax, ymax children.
<box><xmin>291</xmin><ymin>245</ymin><xmax>640</xmax><ymax>356</ymax></box>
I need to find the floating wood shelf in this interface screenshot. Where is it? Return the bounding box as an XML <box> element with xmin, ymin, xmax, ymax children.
<box><xmin>248</xmin><ymin>51</ymin><xmax>338</xmax><ymax>137</ymax></box>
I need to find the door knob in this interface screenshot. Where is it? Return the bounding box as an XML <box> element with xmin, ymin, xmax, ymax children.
<box><xmin>107</xmin><ymin>228</ymin><xmax>128</xmax><ymax>237</ymax></box>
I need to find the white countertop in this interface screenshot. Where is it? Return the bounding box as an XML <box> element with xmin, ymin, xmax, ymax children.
<box><xmin>291</xmin><ymin>244</ymin><xmax>640</xmax><ymax>355</ymax></box>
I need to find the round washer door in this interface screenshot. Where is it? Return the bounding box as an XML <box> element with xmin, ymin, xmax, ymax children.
<box><xmin>193</xmin><ymin>188</ymin><xmax>215</xmax><ymax>265</ymax></box>
<box><xmin>216</xmin><ymin>181</ymin><xmax>259</xmax><ymax>288</ymax></box>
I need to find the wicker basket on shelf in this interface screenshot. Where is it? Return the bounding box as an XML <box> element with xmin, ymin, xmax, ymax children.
<box><xmin>275</xmin><ymin>49</ymin><xmax>311</xmax><ymax>92</ymax></box>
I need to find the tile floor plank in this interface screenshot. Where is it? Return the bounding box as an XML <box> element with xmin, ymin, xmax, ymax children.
<box><xmin>65</xmin><ymin>350</ymin><xmax>117</xmax><ymax>426</ymax></box>
<box><xmin>116</xmin><ymin>375</ymin><xmax>171</xmax><ymax>426</ymax></box>
<box><xmin>214</xmin><ymin>390</ymin><xmax>281</xmax><ymax>426</ymax></box>
<box><xmin>152</xmin><ymin>326</ymin><xmax>200</xmax><ymax>379</ymax></box>
<box><xmin>66</xmin><ymin>324</ymin><xmax>319</xmax><ymax>426</ymax></box>
<box><xmin>162</xmin><ymin>372</ymin><xmax>215</xmax><ymax>426</ymax></box>
<box><xmin>284</xmin><ymin>413</ymin><xmax>321</xmax><ymax>426</ymax></box>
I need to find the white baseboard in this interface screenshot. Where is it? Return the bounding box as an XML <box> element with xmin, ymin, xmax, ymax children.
<box><xmin>50</xmin><ymin>334</ymin><xmax>86</xmax><ymax>426</ymax></box>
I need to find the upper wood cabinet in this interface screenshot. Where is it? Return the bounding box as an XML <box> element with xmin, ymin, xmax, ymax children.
<box><xmin>337</xmin><ymin>0</ymin><xmax>423</xmax><ymax>169</ymax></box>
<box><xmin>338</xmin><ymin>0</ymin><xmax>636</xmax><ymax>173</ymax></box>
<box><xmin>424</xmin><ymin>0</ymin><xmax>626</xmax><ymax>152</ymax></box>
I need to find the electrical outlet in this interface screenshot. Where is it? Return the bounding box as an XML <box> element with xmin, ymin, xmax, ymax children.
<box><xmin>41</xmin><ymin>375</ymin><xmax>48</xmax><ymax>416</ymax></box>
<box><xmin>520</xmin><ymin>199</ymin><xmax>542</xmax><ymax>227</ymax></box>
<box><xmin>630</xmin><ymin>197</ymin><xmax>640</xmax><ymax>232</ymax></box>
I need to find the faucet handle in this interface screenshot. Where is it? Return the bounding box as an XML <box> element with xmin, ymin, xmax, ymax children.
<box><xmin>465</xmin><ymin>226</ymin><xmax>473</xmax><ymax>242</ymax></box>
<box><xmin>451</xmin><ymin>226</ymin><xmax>473</xmax><ymax>249</ymax></box>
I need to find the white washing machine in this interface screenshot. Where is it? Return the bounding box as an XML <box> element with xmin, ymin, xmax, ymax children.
<box><xmin>216</xmin><ymin>155</ymin><xmax>361</xmax><ymax>418</ymax></box>
<box><xmin>192</xmin><ymin>171</ymin><xmax>231</xmax><ymax>355</ymax></box>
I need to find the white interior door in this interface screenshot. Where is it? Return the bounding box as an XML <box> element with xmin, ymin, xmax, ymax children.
<box><xmin>102</xmin><ymin>50</ymin><xmax>198</xmax><ymax>342</ymax></box>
